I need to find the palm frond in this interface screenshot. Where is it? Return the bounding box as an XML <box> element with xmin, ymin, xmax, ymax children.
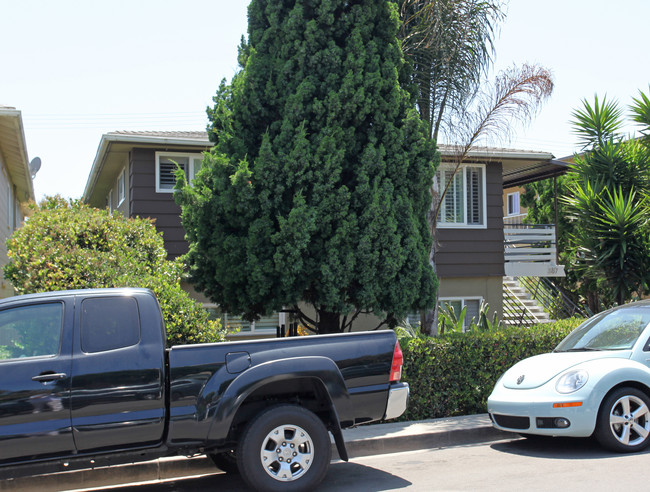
<box><xmin>571</xmin><ymin>95</ymin><xmax>624</xmax><ymax>150</ymax></box>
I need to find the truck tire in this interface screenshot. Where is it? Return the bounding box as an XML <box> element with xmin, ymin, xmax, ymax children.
<box><xmin>209</xmin><ymin>449</ymin><xmax>239</xmax><ymax>474</ymax></box>
<box><xmin>237</xmin><ymin>404</ymin><xmax>331</xmax><ymax>492</ymax></box>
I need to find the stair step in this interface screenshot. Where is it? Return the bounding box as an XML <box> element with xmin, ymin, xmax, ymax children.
<box><xmin>503</xmin><ymin>276</ymin><xmax>554</xmax><ymax>327</ymax></box>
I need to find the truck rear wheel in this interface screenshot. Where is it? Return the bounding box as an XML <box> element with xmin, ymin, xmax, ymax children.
<box><xmin>237</xmin><ymin>404</ymin><xmax>331</xmax><ymax>492</ymax></box>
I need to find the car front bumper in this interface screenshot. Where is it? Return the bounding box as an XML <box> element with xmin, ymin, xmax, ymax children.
<box><xmin>487</xmin><ymin>383</ymin><xmax>598</xmax><ymax>437</ymax></box>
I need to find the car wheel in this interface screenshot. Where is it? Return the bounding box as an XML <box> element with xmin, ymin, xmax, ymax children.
<box><xmin>595</xmin><ymin>387</ymin><xmax>650</xmax><ymax>452</ymax></box>
<box><xmin>237</xmin><ymin>404</ymin><xmax>331</xmax><ymax>492</ymax></box>
<box><xmin>209</xmin><ymin>449</ymin><xmax>239</xmax><ymax>474</ymax></box>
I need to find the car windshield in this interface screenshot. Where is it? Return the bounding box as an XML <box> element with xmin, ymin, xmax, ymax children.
<box><xmin>555</xmin><ymin>306</ymin><xmax>650</xmax><ymax>352</ymax></box>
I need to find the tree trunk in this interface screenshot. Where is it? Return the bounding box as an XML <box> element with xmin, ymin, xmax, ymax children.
<box><xmin>587</xmin><ymin>290</ymin><xmax>599</xmax><ymax>314</ymax></box>
<box><xmin>421</xmin><ymin>182</ymin><xmax>440</xmax><ymax>337</ymax></box>
<box><xmin>421</xmin><ymin>241</ymin><xmax>439</xmax><ymax>336</ymax></box>
<box><xmin>317</xmin><ymin>310</ymin><xmax>342</xmax><ymax>334</ymax></box>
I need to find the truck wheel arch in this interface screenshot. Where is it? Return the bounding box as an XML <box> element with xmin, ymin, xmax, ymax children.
<box><xmin>205</xmin><ymin>356</ymin><xmax>350</xmax><ymax>461</ymax></box>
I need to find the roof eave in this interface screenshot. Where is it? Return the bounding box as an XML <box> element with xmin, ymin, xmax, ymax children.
<box><xmin>82</xmin><ymin>133</ymin><xmax>212</xmax><ymax>202</ymax></box>
<box><xmin>0</xmin><ymin>108</ymin><xmax>35</xmax><ymax>203</ymax></box>
<box><xmin>503</xmin><ymin>159</ymin><xmax>570</xmax><ymax>188</ymax></box>
<box><xmin>439</xmin><ymin>146</ymin><xmax>554</xmax><ymax>161</ymax></box>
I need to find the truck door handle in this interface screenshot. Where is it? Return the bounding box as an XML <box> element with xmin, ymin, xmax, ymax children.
<box><xmin>32</xmin><ymin>372</ymin><xmax>67</xmax><ymax>382</ymax></box>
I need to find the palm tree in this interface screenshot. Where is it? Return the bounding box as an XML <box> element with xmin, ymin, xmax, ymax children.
<box><xmin>396</xmin><ymin>1</ymin><xmax>554</xmax><ymax>335</ymax></box>
<box><xmin>563</xmin><ymin>90</ymin><xmax>650</xmax><ymax>310</ymax></box>
<box><xmin>398</xmin><ymin>0</ymin><xmax>505</xmax><ymax>141</ymax></box>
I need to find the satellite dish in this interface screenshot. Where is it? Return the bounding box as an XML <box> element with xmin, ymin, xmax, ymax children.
<box><xmin>29</xmin><ymin>157</ymin><xmax>41</xmax><ymax>178</ymax></box>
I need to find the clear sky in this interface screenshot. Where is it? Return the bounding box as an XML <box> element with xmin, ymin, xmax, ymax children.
<box><xmin>2</xmin><ymin>0</ymin><xmax>649</xmax><ymax>201</ymax></box>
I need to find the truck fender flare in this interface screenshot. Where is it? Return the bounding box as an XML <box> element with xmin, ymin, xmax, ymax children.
<box><xmin>205</xmin><ymin>356</ymin><xmax>350</xmax><ymax>455</ymax></box>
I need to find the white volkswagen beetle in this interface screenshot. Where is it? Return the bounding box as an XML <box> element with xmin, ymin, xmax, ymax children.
<box><xmin>488</xmin><ymin>301</ymin><xmax>650</xmax><ymax>452</ymax></box>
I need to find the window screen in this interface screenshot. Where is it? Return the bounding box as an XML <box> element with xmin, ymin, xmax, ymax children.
<box><xmin>507</xmin><ymin>192</ymin><xmax>520</xmax><ymax>216</ymax></box>
<box><xmin>158</xmin><ymin>156</ymin><xmax>188</xmax><ymax>191</ymax></box>
<box><xmin>466</xmin><ymin>167</ymin><xmax>484</xmax><ymax>225</ymax></box>
<box><xmin>437</xmin><ymin>166</ymin><xmax>484</xmax><ymax>226</ymax></box>
<box><xmin>81</xmin><ymin>297</ymin><xmax>140</xmax><ymax>353</ymax></box>
<box><xmin>439</xmin><ymin>298</ymin><xmax>482</xmax><ymax>331</ymax></box>
<box><xmin>0</xmin><ymin>303</ymin><xmax>63</xmax><ymax>360</ymax></box>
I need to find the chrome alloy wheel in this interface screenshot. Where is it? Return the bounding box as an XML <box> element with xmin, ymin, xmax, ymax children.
<box><xmin>608</xmin><ymin>394</ymin><xmax>650</xmax><ymax>446</ymax></box>
<box><xmin>259</xmin><ymin>423</ymin><xmax>314</xmax><ymax>482</ymax></box>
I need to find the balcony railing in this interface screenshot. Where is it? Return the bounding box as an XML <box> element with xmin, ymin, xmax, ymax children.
<box><xmin>504</xmin><ymin>223</ymin><xmax>565</xmax><ymax>277</ymax></box>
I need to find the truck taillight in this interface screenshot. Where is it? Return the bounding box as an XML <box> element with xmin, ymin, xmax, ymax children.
<box><xmin>390</xmin><ymin>341</ymin><xmax>403</xmax><ymax>382</ymax></box>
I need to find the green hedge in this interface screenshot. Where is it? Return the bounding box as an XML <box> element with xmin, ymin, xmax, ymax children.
<box><xmin>398</xmin><ymin>318</ymin><xmax>584</xmax><ymax>421</ymax></box>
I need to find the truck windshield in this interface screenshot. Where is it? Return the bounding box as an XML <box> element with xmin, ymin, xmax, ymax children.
<box><xmin>555</xmin><ymin>307</ymin><xmax>650</xmax><ymax>352</ymax></box>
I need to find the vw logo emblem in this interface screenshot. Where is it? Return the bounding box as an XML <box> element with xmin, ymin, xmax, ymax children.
<box><xmin>516</xmin><ymin>375</ymin><xmax>525</xmax><ymax>385</ymax></box>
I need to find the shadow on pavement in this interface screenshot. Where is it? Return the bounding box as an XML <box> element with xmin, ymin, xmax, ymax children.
<box><xmin>491</xmin><ymin>436</ymin><xmax>650</xmax><ymax>460</ymax></box>
<box><xmin>72</xmin><ymin>461</ymin><xmax>411</xmax><ymax>492</ymax></box>
<box><xmin>82</xmin><ymin>472</ymin><xmax>247</xmax><ymax>492</ymax></box>
<box><xmin>321</xmin><ymin>461</ymin><xmax>412</xmax><ymax>491</ymax></box>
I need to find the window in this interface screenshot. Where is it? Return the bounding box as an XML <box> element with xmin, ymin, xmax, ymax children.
<box><xmin>507</xmin><ymin>192</ymin><xmax>520</xmax><ymax>216</ymax></box>
<box><xmin>81</xmin><ymin>297</ymin><xmax>140</xmax><ymax>353</ymax></box>
<box><xmin>107</xmin><ymin>189</ymin><xmax>114</xmax><ymax>213</ymax></box>
<box><xmin>6</xmin><ymin>181</ymin><xmax>17</xmax><ymax>232</ymax></box>
<box><xmin>439</xmin><ymin>298</ymin><xmax>482</xmax><ymax>330</ymax></box>
<box><xmin>205</xmin><ymin>306</ymin><xmax>278</xmax><ymax>335</ymax></box>
<box><xmin>0</xmin><ymin>303</ymin><xmax>63</xmax><ymax>360</ymax></box>
<box><xmin>404</xmin><ymin>313</ymin><xmax>421</xmax><ymax>327</ymax></box>
<box><xmin>117</xmin><ymin>169</ymin><xmax>126</xmax><ymax>206</ymax></box>
<box><xmin>436</xmin><ymin>165</ymin><xmax>486</xmax><ymax>227</ymax></box>
<box><xmin>155</xmin><ymin>152</ymin><xmax>203</xmax><ymax>193</ymax></box>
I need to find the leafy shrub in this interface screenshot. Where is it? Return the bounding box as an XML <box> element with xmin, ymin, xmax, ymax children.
<box><xmin>397</xmin><ymin>318</ymin><xmax>584</xmax><ymax>421</ymax></box>
<box><xmin>438</xmin><ymin>300</ymin><xmax>501</xmax><ymax>334</ymax></box>
<box><xmin>4</xmin><ymin>196</ymin><xmax>225</xmax><ymax>345</ymax></box>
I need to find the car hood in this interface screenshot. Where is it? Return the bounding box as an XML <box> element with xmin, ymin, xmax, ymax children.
<box><xmin>501</xmin><ymin>351</ymin><xmax>631</xmax><ymax>389</ymax></box>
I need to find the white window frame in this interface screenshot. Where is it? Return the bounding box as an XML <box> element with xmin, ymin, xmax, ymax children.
<box><xmin>155</xmin><ymin>152</ymin><xmax>203</xmax><ymax>193</ymax></box>
<box><xmin>436</xmin><ymin>164</ymin><xmax>487</xmax><ymax>229</ymax></box>
<box><xmin>507</xmin><ymin>191</ymin><xmax>520</xmax><ymax>216</ymax></box>
<box><xmin>117</xmin><ymin>169</ymin><xmax>126</xmax><ymax>206</ymax></box>
<box><xmin>439</xmin><ymin>297</ymin><xmax>483</xmax><ymax>330</ymax></box>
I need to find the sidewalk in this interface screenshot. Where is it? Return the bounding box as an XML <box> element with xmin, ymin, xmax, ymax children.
<box><xmin>0</xmin><ymin>414</ymin><xmax>511</xmax><ymax>491</ymax></box>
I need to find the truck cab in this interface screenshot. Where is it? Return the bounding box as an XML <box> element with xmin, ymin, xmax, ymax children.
<box><xmin>0</xmin><ymin>289</ymin><xmax>166</xmax><ymax>465</ymax></box>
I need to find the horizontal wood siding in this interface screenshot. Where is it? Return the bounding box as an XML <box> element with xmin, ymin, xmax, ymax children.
<box><xmin>129</xmin><ymin>148</ymin><xmax>187</xmax><ymax>259</ymax></box>
<box><xmin>436</xmin><ymin>162</ymin><xmax>504</xmax><ymax>278</ymax></box>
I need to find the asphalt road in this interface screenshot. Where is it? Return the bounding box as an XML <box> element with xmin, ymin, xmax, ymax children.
<box><xmin>66</xmin><ymin>436</ymin><xmax>650</xmax><ymax>492</ymax></box>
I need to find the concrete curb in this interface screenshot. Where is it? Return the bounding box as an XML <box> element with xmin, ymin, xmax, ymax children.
<box><xmin>0</xmin><ymin>414</ymin><xmax>511</xmax><ymax>491</ymax></box>
<box><xmin>338</xmin><ymin>414</ymin><xmax>511</xmax><ymax>459</ymax></box>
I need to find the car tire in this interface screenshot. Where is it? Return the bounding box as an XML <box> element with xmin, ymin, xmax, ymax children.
<box><xmin>209</xmin><ymin>449</ymin><xmax>239</xmax><ymax>474</ymax></box>
<box><xmin>595</xmin><ymin>387</ymin><xmax>650</xmax><ymax>453</ymax></box>
<box><xmin>237</xmin><ymin>404</ymin><xmax>331</xmax><ymax>492</ymax></box>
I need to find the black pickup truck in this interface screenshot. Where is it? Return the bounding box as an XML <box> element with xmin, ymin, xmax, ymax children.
<box><xmin>0</xmin><ymin>288</ymin><xmax>408</xmax><ymax>491</ymax></box>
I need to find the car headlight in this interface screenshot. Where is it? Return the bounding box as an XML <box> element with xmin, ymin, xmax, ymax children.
<box><xmin>556</xmin><ymin>369</ymin><xmax>588</xmax><ymax>394</ymax></box>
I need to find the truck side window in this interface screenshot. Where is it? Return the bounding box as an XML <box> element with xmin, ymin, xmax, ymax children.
<box><xmin>81</xmin><ymin>297</ymin><xmax>140</xmax><ymax>353</ymax></box>
<box><xmin>0</xmin><ymin>303</ymin><xmax>63</xmax><ymax>360</ymax></box>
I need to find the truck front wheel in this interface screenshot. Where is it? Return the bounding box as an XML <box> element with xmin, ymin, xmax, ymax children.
<box><xmin>237</xmin><ymin>404</ymin><xmax>332</xmax><ymax>492</ymax></box>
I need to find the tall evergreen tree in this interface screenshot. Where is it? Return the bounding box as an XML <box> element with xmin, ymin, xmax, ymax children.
<box><xmin>177</xmin><ymin>0</ymin><xmax>438</xmax><ymax>334</ymax></box>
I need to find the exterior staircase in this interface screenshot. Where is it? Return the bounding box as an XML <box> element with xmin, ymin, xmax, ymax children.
<box><xmin>503</xmin><ymin>276</ymin><xmax>551</xmax><ymax>326</ymax></box>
